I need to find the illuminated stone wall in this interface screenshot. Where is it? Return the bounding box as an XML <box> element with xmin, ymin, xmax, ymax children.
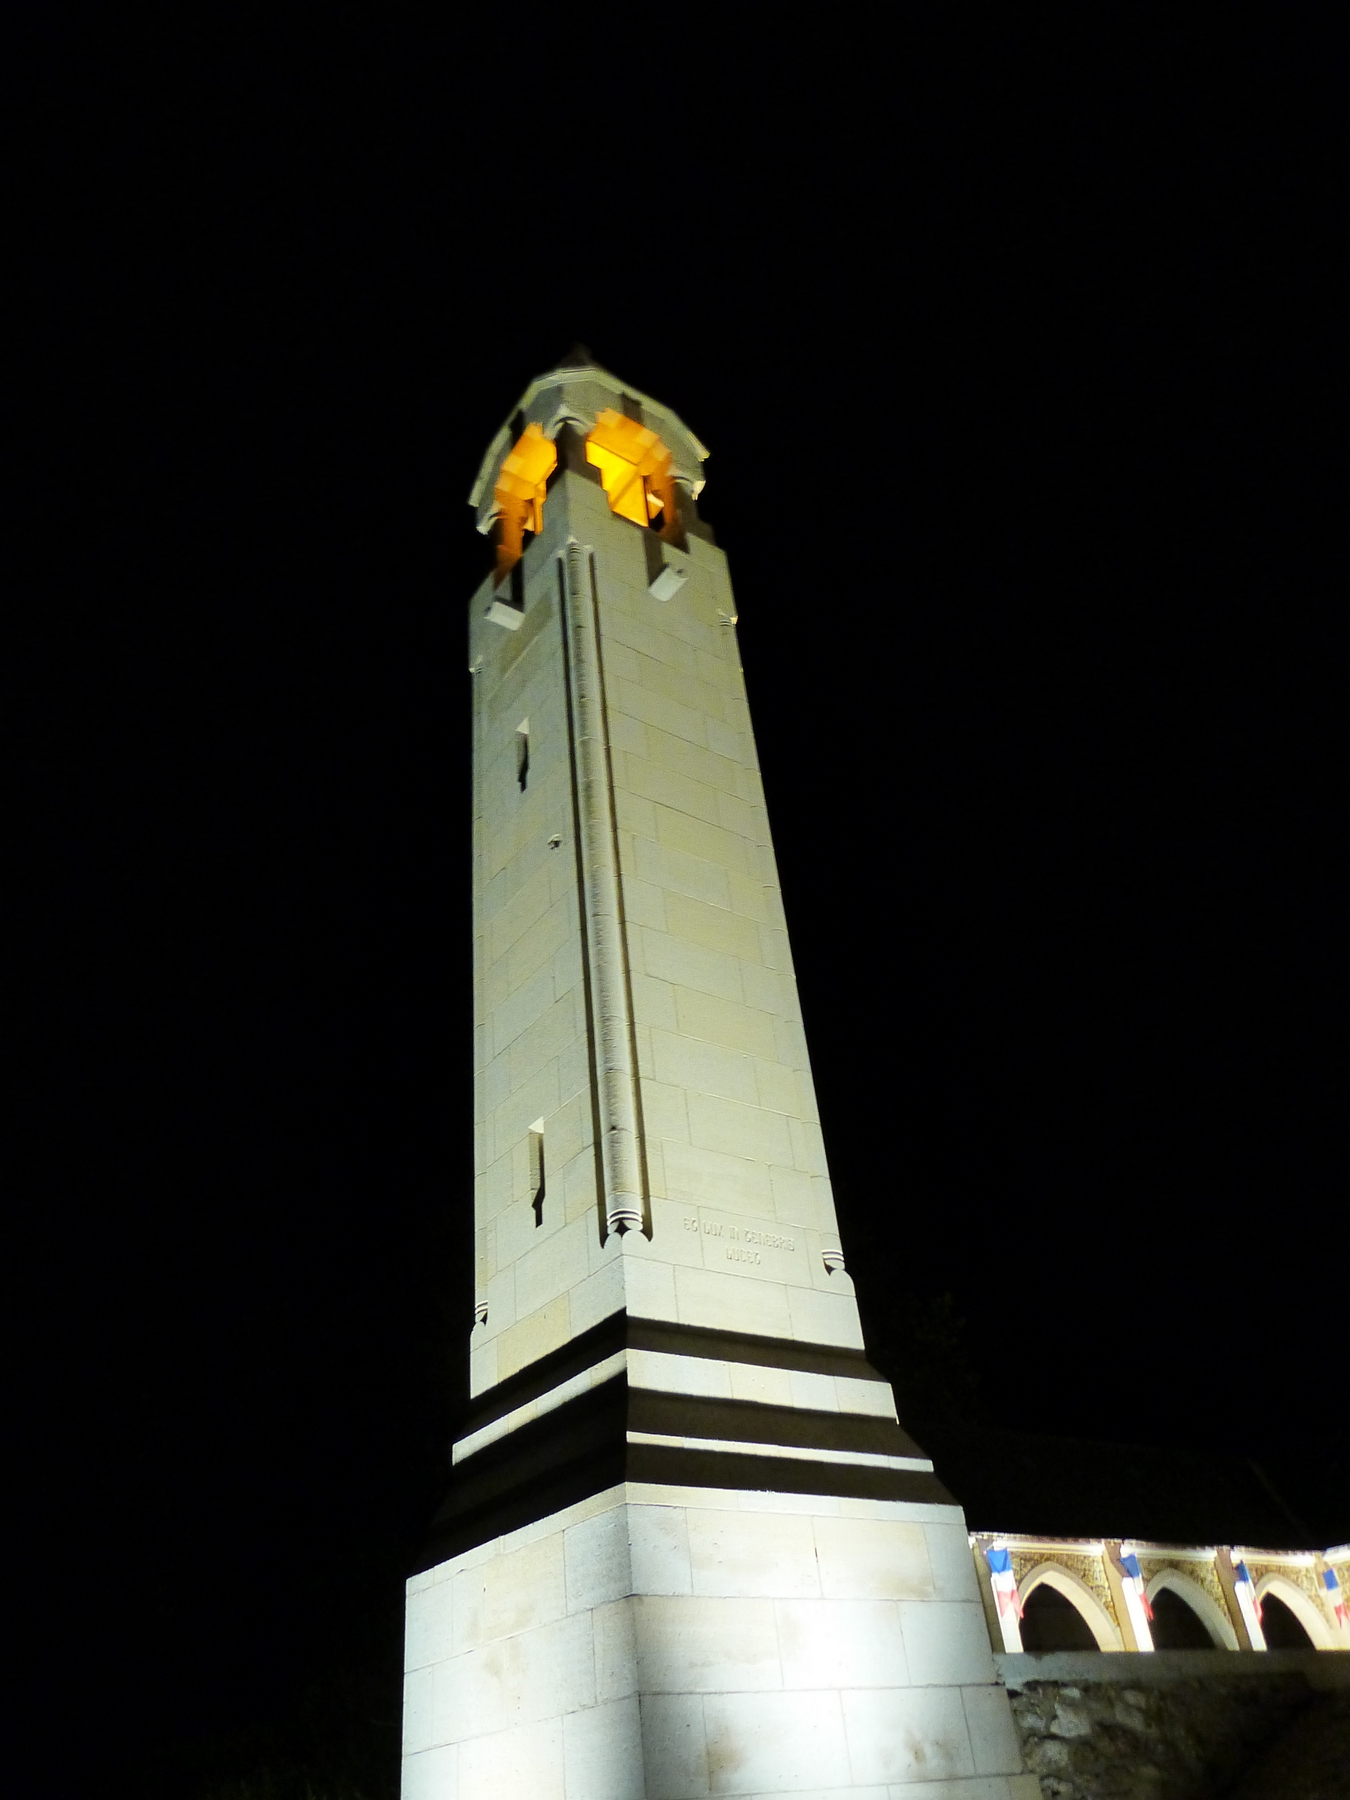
<box><xmin>404</xmin><ymin>1482</ymin><xmax>1036</xmax><ymax>1798</ymax></box>
<box><xmin>404</xmin><ymin>357</ymin><xmax>1036</xmax><ymax>1796</ymax></box>
<box><xmin>466</xmin><ymin>460</ymin><xmax>859</xmax><ymax>1399</ymax></box>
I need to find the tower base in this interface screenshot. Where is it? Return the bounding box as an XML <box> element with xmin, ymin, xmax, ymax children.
<box><xmin>402</xmin><ymin>1480</ymin><xmax>1035</xmax><ymax>1798</ymax></box>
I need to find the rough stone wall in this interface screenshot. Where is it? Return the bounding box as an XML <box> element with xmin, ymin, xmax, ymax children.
<box><xmin>1009</xmin><ymin>1674</ymin><xmax>1312</xmax><ymax>1799</ymax></box>
<box><xmin>1227</xmin><ymin>1691</ymin><xmax>1350</xmax><ymax>1799</ymax></box>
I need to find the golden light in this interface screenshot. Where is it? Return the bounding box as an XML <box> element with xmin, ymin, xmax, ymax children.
<box><xmin>585</xmin><ymin>409</ymin><xmax>677</xmax><ymax>532</ymax></box>
<box><xmin>493</xmin><ymin>423</ymin><xmax>557</xmax><ymax>581</ymax></box>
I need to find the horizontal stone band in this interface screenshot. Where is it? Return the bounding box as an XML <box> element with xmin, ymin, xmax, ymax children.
<box><xmin>454</xmin><ymin>1350</ymin><xmax>903</xmax><ymax>1467</ymax></box>
<box><xmin>453</xmin><ymin>1354</ymin><xmax>626</xmax><ymax>1464</ymax></box>
<box><xmin>420</xmin><ymin>1377</ymin><xmax>952</xmax><ymax>1571</ymax></box>
<box><xmin>626</xmin><ymin>1430</ymin><xmax>934</xmax><ymax>1473</ymax></box>
<box><xmin>462</xmin><ymin>1310</ymin><xmax>892</xmax><ymax>1437</ymax></box>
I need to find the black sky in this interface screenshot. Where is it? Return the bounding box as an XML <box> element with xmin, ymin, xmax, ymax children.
<box><xmin>11</xmin><ymin>11</ymin><xmax>1345</xmax><ymax>1794</ymax></box>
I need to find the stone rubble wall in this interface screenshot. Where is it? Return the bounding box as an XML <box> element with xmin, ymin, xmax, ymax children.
<box><xmin>996</xmin><ymin>1650</ymin><xmax>1350</xmax><ymax>1800</ymax></box>
<box><xmin>1226</xmin><ymin>1690</ymin><xmax>1350</xmax><ymax>1800</ymax></box>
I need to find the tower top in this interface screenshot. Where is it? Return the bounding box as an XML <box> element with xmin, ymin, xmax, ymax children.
<box><xmin>468</xmin><ymin>355</ymin><xmax>709</xmax><ymax>535</ymax></box>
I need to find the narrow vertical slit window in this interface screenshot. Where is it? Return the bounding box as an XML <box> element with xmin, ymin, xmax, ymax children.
<box><xmin>529</xmin><ymin>1121</ymin><xmax>545</xmax><ymax>1226</ymax></box>
<box><xmin>516</xmin><ymin>720</ymin><xmax>529</xmax><ymax>792</ymax></box>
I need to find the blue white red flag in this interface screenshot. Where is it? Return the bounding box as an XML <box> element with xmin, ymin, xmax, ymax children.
<box><xmin>1119</xmin><ymin>1549</ymin><xmax>1154</xmax><ymax>1621</ymax></box>
<box><xmin>985</xmin><ymin>1544</ymin><xmax>1023</xmax><ymax>1619</ymax></box>
<box><xmin>1323</xmin><ymin>1567</ymin><xmax>1348</xmax><ymax>1630</ymax></box>
<box><xmin>1234</xmin><ymin>1558</ymin><xmax>1263</xmax><ymax>1625</ymax></box>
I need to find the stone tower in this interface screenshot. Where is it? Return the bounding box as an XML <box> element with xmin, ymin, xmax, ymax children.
<box><xmin>401</xmin><ymin>356</ymin><xmax>1032</xmax><ymax>1798</ymax></box>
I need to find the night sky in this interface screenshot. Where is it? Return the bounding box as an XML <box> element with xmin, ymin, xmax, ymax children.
<box><xmin>13</xmin><ymin>14</ymin><xmax>1343</xmax><ymax>1795</ymax></box>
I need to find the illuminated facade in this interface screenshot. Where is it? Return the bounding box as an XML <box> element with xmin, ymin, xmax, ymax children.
<box><xmin>399</xmin><ymin>355</ymin><xmax>1036</xmax><ymax>1797</ymax></box>
<box><xmin>969</xmin><ymin>1531</ymin><xmax>1350</xmax><ymax>1655</ymax></box>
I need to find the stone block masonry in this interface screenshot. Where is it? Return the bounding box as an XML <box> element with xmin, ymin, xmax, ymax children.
<box><xmin>407</xmin><ymin>353</ymin><xmax>1033</xmax><ymax>1796</ymax></box>
<box><xmin>466</xmin><ymin>449</ymin><xmax>861</xmax><ymax>1395</ymax></box>
<box><xmin>404</xmin><ymin>1481</ymin><xmax>1040</xmax><ymax>1799</ymax></box>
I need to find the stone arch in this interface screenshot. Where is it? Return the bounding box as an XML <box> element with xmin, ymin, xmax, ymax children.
<box><xmin>1020</xmin><ymin>1561</ymin><xmax>1124</xmax><ymax>1650</ymax></box>
<box><xmin>1255</xmin><ymin>1574</ymin><xmax>1334</xmax><ymax>1649</ymax></box>
<box><xmin>1145</xmin><ymin>1568</ymin><xmax>1239</xmax><ymax>1649</ymax></box>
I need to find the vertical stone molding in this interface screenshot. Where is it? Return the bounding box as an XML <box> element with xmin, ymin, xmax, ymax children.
<box><xmin>1102</xmin><ymin>1538</ymin><xmax>1145</xmax><ymax>1651</ymax></box>
<box><xmin>560</xmin><ymin>539</ymin><xmax>646</xmax><ymax>1238</ymax></box>
<box><xmin>468</xmin><ymin>653</ymin><xmax>490</xmax><ymax>1329</ymax></box>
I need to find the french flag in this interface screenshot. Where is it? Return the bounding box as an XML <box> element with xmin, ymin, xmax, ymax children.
<box><xmin>1323</xmin><ymin>1568</ymin><xmax>1348</xmax><ymax>1630</ymax></box>
<box><xmin>1120</xmin><ymin>1548</ymin><xmax>1154</xmax><ymax>1622</ymax></box>
<box><xmin>985</xmin><ymin>1544</ymin><xmax>1023</xmax><ymax>1619</ymax></box>
<box><xmin>1234</xmin><ymin>1558</ymin><xmax>1263</xmax><ymax>1625</ymax></box>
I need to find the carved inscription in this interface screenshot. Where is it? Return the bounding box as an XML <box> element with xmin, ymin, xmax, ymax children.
<box><xmin>682</xmin><ymin>1215</ymin><xmax>797</xmax><ymax>1266</ymax></box>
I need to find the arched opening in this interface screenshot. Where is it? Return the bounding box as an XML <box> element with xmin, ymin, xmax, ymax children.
<box><xmin>585</xmin><ymin>409</ymin><xmax>677</xmax><ymax>535</ymax></box>
<box><xmin>492</xmin><ymin>423</ymin><xmax>557</xmax><ymax>587</ymax></box>
<box><xmin>1144</xmin><ymin>1571</ymin><xmax>1238</xmax><ymax>1650</ymax></box>
<box><xmin>1149</xmin><ymin>1585</ymin><xmax>1218</xmax><ymax>1649</ymax></box>
<box><xmin>1254</xmin><ymin>1575</ymin><xmax>1335</xmax><ymax>1649</ymax></box>
<box><xmin>1020</xmin><ymin>1582</ymin><xmax>1102</xmax><ymax>1652</ymax></box>
<box><xmin>1017</xmin><ymin>1563</ymin><xmax>1124</xmax><ymax>1651</ymax></box>
<box><xmin>1261</xmin><ymin>1591</ymin><xmax>1317</xmax><ymax>1649</ymax></box>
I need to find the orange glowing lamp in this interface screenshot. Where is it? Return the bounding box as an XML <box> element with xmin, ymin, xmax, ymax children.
<box><xmin>585</xmin><ymin>409</ymin><xmax>677</xmax><ymax>533</ymax></box>
<box><xmin>493</xmin><ymin>423</ymin><xmax>557</xmax><ymax>581</ymax></box>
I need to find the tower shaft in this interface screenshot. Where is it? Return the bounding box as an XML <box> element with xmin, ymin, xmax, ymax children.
<box><xmin>402</xmin><ymin>363</ymin><xmax>1032</xmax><ymax>1800</ymax></box>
